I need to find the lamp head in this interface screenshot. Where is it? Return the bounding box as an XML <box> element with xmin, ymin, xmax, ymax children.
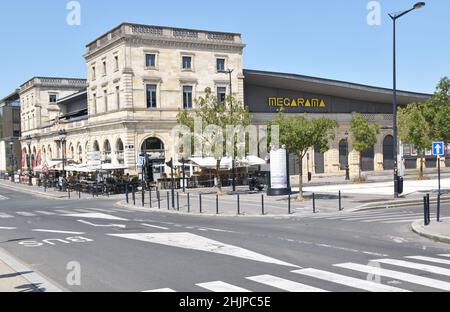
<box><xmin>414</xmin><ymin>2</ymin><xmax>426</xmax><ymax>9</ymax></box>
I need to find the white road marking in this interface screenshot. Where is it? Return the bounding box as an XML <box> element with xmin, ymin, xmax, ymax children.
<box><xmin>293</xmin><ymin>268</ymin><xmax>408</xmax><ymax>292</ymax></box>
<box><xmin>406</xmin><ymin>256</ymin><xmax>450</xmax><ymax>266</ymax></box>
<box><xmin>438</xmin><ymin>254</ymin><xmax>450</xmax><ymax>258</ymax></box>
<box><xmin>16</xmin><ymin>212</ymin><xmax>36</xmax><ymax>217</ymax></box>
<box><xmin>32</xmin><ymin>229</ymin><xmax>86</xmax><ymax>235</ymax></box>
<box><xmin>361</xmin><ymin>216</ymin><xmax>430</xmax><ymax>223</ymax></box>
<box><xmin>108</xmin><ymin>233</ymin><xmax>300</xmax><ymax>268</ymax></box>
<box><xmin>86</xmin><ymin>208</ymin><xmax>116</xmax><ymax>213</ymax></box>
<box><xmin>335</xmin><ymin>263</ymin><xmax>450</xmax><ymax>291</ymax></box>
<box><xmin>65</xmin><ymin>213</ymin><xmax>128</xmax><ymax>221</ymax></box>
<box><xmin>35</xmin><ymin>211</ymin><xmax>57</xmax><ymax>216</ymax></box>
<box><xmin>197</xmin><ymin>281</ymin><xmax>251</xmax><ymax>292</ymax></box>
<box><xmin>0</xmin><ymin>195</ymin><xmax>8</xmax><ymax>200</ymax></box>
<box><xmin>78</xmin><ymin>220</ymin><xmax>126</xmax><ymax>229</ymax></box>
<box><xmin>141</xmin><ymin>224</ymin><xmax>169</xmax><ymax>230</ymax></box>
<box><xmin>246</xmin><ymin>275</ymin><xmax>327</xmax><ymax>292</ymax></box>
<box><xmin>74</xmin><ymin>209</ymin><xmax>97</xmax><ymax>213</ymax></box>
<box><xmin>0</xmin><ymin>227</ymin><xmax>17</xmax><ymax>230</ymax></box>
<box><xmin>382</xmin><ymin>219</ymin><xmax>428</xmax><ymax>224</ymax></box>
<box><xmin>0</xmin><ymin>213</ymin><xmax>14</xmax><ymax>219</ymax></box>
<box><xmin>55</xmin><ymin>210</ymin><xmax>76</xmax><ymax>214</ymax></box>
<box><xmin>342</xmin><ymin>213</ymin><xmax>423</xmax><ymax>221</ymax></box>
<box><xmin>142</xmin><ymin>288</ymin><xmax>176</xmax><ymax>292</ymax></box>
<box><xmin>373</xmin><ymin>259</ymin><xmax>450</xmax><ymax>276</ymax></box>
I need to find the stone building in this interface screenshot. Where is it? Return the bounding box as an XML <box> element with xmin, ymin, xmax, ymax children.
<box><xmin>13</xmin><ymin>23</ymin><xmax>435</xmax><ymax>180</ymax></box>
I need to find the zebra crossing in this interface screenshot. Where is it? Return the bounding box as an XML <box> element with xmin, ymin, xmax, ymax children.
<box><xmin>0</xmin><ymin>208</ymin><xmax>125</xmax><ymax>219</ymax></box>
<box><xmin>0</xmin><ymin>195</ymin><xmax>8</xmax><ymax>201</ymax></box>
<box><xmin>308</xmin><ymin>209</ymin><xmax>435</xmax><ymax>224</ymax></box>
<box><xmin>142</xmin><ymin>254</ymin><xmax>450</xmax><ymax>292</ymax></box>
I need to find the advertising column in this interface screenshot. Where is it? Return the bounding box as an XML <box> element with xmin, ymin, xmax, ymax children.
<box><xmin>267</xmin><ymin>147</ymin><xmax>291</xmax><ymax>196</ymax></box>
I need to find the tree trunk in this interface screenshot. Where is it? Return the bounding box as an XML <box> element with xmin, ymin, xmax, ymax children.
<box><xmin>419</xmin><ymin>155</ymin><xmax>424</xmax><ymax>179</ymax></box>
<box><xmin>216</xmin><ymin>160</ymin><xmax>223</xmax><ymax>195</ymax></box>
<box><xmin>297</xmin><ymin>152</ymin><xmax>304</xmax><ymax>201</ymax></box>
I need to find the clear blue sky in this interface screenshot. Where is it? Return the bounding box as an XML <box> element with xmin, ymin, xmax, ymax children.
<box><xmin>0</xmin><ymin>0</ymin><xmax>448</xmax><ymax>97</ymax></box>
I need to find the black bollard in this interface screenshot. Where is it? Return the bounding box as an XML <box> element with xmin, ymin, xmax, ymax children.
<box><xmin>177</xmin><ymin>192</ymin><xmax>180</xmax><ymax>211</ymax></box>
<box><xmin>216</xmin><ymin>195</ymin><xmax>219</xmax><ymax>215</ymax></box>
<box><xmin>339</xmin><ymin>191</ymin><xmax>342</xmax><ymax>211</ymax></box>
<box><xmin>426</xmin><ymin>194</ymin><xmax>431</xmax><ymax>225</ymax></box>
<box><xmin>424</xmin><ymin>196</ymin><xmax>429</xmax><ymax>226</ymax></box>
<box><xmin>78</xmin><ymin>183</ymin><xmax>81</xmax><ymax>199</ymax></box>
<box><xmin>125</xmin><ymin>183</ymin><xmax>129</xmax><ymax>204</ymax></box>
<box><xmin>237</xmin><ymin>194</ymin><xmax>241</xmax><ymax>215</ymax></box>
<box><xmin>157</xmin><ymin>191</ymin><xmax>161</xmax><ymax>210</ymax></box>
<box><xmin>167</xmin><ymin>192</ymin><xmax>170</xmax><ymax>210</ymax></box>
<box><xmin>142</xmin><ymin>188</ymin><xmax>145</xmax><ymax>207</ymax></box>
<box><xmin>68</xmin><ymin>186</ymin><xmax>71</xmax><ymax>199</ymax></box>
<box><xmin>199</xmin><ymin>194</ymin><xmax>202</xmax><ymax>214</ymax></box>
<box><xmin>313</xmin><ymin>193</ymin><xmax>316</xmax><ymax>214</ymax></box>
<box><xmin>132</xmin><ymin>186</ymin><xmax>136</xmax><ymax>206</ymax></box>
<box><xmin>187</xmin><ymin>193</ymin><xmax>190</xmax><ymax>213</ymax></box>
<box><xmin>288</xmin><ymin>194</ymin><xmax>291</xmax><ymax>215</ymax></box>
<box><xmin>262</xmin><ymin>194</ymin><xmax>265</xmax><ymax>216</ymax></box>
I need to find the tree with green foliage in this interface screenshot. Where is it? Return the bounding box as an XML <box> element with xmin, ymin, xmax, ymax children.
<box><xmin>177</xmin><ymin>88</ymin><xmax>253</xmax><ymax>195</ymax></box>
<box><xmin>398</xmin><ymin>103</ymin><xmax>432</xmax><ymax>179</ymax></box>
<box><xmin>423</xmin><ymin>77</ymin><xmax>450</xmax><ymax>143</ymax></box>
<box><xmin>270</xmin><ymin>111</ymin><xmax>338</xmax><ymax>200</ymax></box>
<box><xmin>350</xmin><ymin>114</ymin><xmax>380</xmax><ymax>181</ymax></box>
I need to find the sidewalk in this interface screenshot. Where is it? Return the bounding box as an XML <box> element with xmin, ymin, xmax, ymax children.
<box><xmin>0</xmin><ymin>248</ymin><xmax>64</xmax><ymax>292</ymax></box>
<box><xmin>411</xmin><ymin>219</ymin><xmax>450</xmax><ymax>244</ymax></box>
<box><xmin>0</xmin><ymin>179</ymin><xmax>123</xmax><ymax>201</ymax></box>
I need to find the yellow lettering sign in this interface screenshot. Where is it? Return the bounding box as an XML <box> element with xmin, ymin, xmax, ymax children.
<box><xmin>267</xmin><ymin>97</ymin><xmax>327</xmax><ymax>109</ymax></box>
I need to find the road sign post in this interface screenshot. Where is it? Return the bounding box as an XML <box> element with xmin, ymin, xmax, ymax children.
<box><xmin>433</xmin><ymin>142</ymin><xmax>444</xmax><ymax>222</ymax></box>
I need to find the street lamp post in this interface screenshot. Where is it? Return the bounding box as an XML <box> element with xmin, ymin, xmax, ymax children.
<box><xmin>25</xmin><ymin>135</ymin><xmax>32</xmax><ymax>186</ymax></box>
<box><xmin>9</xmin><ymin>141</ymin><xmax>14</xmax><ymax>182</ymax></box>
<box><xmin>59</xmin><ymin>129</ymin><xmax>67</xmax><ymax>191</ymax></box>
<box><xmin>389</xmin><ymin>2</ymin><xmax>425</xmax><ymax>198</ymax></box>
<box><xmin>221</xmin><ymin>68</ymin><xmax>237</xmax><ymax>192</ymax></box>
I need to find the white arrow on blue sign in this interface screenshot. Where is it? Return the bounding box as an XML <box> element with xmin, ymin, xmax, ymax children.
<box><xmin>432</xmin><ymin>142</ymin><xmax>445</xmax><ymax>156</ymax></box>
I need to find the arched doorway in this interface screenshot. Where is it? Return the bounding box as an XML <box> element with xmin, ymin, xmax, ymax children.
<box><xmin>339</xmin><ymin>139</ymin><xmax>349</xmax><ymax>170</ymax></box>
<box><xmin>361</xmin><ymin>146</ymin><xmax>375</xmax><ymax>172</ymax></box>
<box><xmin>383</xmin><ymin>135</ymin><xmax>394</xmax><ymax>170</ymax></box>
<box><xmin>141</xmin><ymin>137</ymin><xmax>165</xmax><ymax>182</ymax></box>
<box><xmin>314</xmin><ymin>146</ymin><xmax>325</xmax><ymax>174</ymax></box>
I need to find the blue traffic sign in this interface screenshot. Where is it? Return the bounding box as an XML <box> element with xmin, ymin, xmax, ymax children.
<box><xmin>432</xmin><ymin>142</ymin><xmax>445</xmax><ymax>156</ymax></box>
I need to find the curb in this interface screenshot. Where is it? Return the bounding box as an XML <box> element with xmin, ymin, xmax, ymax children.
<box><xmin>0</xmin><ymin>247</ymin><xmax>68</xmax><ymax>292</ymax></box>
<box><xmin>115</xmin><ymin>200</ymin><xmax>304</xmax><ymax>219</ymax></box>
<box><xmin>411</xmin><ymin>220</ymin><xmax>450</xmax><ymax>244</ymax></box>
<box><xmin>0</xmin><ymin>182</ymin><xmax>67</xmax><ymax>200</ymax></box>
<box><xmin>353</xmin><ymin>196</ymin><xmax>450</xmax><ymax>212</ymax></box>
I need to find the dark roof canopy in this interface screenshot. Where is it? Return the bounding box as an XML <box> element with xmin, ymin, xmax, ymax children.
<box><xmin>244</xmin><ymin>69</ymin><xmax>431</xmax><ymax>105</ymax></box>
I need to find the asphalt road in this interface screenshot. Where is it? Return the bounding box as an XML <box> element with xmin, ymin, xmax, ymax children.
<box><xmin>1</xmin><ymin>185</ymin><xmax>450</xmax><ymax>292</ymax></box>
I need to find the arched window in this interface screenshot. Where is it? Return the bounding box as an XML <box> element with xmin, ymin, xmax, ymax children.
<box><xmin>141</xmin><ymin>137</ymin><xmax>165</xmax><ymax>153</ymax></box>
<box><xmin>339</xmin><ymin>139</ymin><xmax>349</xmax><ymax>170</ymax></box>
<box><xmin>93</xmin><ymin>141</ymin><xmax>100</xmax><ymax>152</ymax></box>
<box><xmin>103</xmin><ymin>140</ymin><xmax>112</xmax><ymax>164</ymax></box>
<box><xmin>77</xmin><ymin>144</ymin><xmax>83</xmax><ymax>163</ymax></box>
<box><xmin>116</xmin><ymin>139</ymin><xmax>124</xmax><ymax>165</ymax></box>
